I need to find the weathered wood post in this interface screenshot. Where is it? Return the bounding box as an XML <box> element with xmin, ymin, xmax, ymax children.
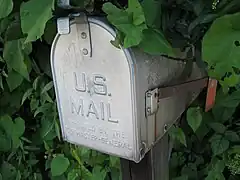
<box><xmin>121</xmin><ymin>134</ymin><xmax>170</xmax><ymax>180</ymax></box>
<box><xmin>51</xmin><ymin>1</ymin><xmax>208</xmax><ymax>180</ymax></box>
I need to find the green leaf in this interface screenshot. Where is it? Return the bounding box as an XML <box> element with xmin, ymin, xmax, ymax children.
<box><xmin>172</xmin><ymin>175</ymin><xmax>188</xmax><ymax>180</ymax></box>
<box><xmin>202</xmin><ymin>12</ymin><xmax>240</xmax><ymax>87</ymax></box>
<box><xmin>110</xmin><ymin>168</ymin><xmax>121</xmax><ymax>180</ymax></box>
<box><xmin>21</xmin><ymin>88</ymin><xmax>33</xmax><ymax>105</ymax></box>
<box><xmin>0</xmin><ymin>116</ymin><xmax>25</xmax><ymax>150</ymax></box>
<box><xmin>3</xmin><ymin>39</ymin><xmax>29</xmax><ymax>81</ymax></box>
<box><xmin>103</xmin><ymin>2</ymin><xmax>145</xmax><ymax>48</ymax></box>
<box><xmin>2</xmin><ymin>70</ymin><xmax>8</xmax><ymax>77</ymax></box>
<box><xmin>0</xmin><ymin>131</ymin><xmax>11</xmax><ymax>152</ymax></box>
<box><xmin>208</xmin><ymin>123</ymin><xmax>227</xmax><ymax>134</ymax></box>
<box><xmin>91</xmin><ymin>166</ymin><xmax>107</xmax><ymax>180</ymax></box>
<box><xmin>128</xmin><ymin>0</ymin><xmax>145</xmax><ymax>26</ymax></box>
<box><xmin>0</xmin><ymin>161</ymin><xmax>16</xmax><ymax>180</ymax></box>
<box><xmin>139</xmin><ymin>29</ymin><xmax>174</xmax><ymax>56</ymax></box>
<box><xmin>15</xmin><ymin>170</ymin><xmax>21</xmax><ymax>180</ymax></box>
<box><xmin>212</xmin><ymin>89</ymin><xmax>240</xmax><ymax>122</ymax></box>
<box><xmin>11</xmin><ymin>136</ymin><xmax>20</xmax><ymax>149</ymax></box>
<box><xmin>33</xmin><ymin>76</ymin><xmax>41</xmax><ymax>90</ymax></box>
<box><xmin>40</xmin><ymin>118</ymin><xmax>54</xmax><ymax>139</ymax></box>
<box><xmin>187</xmin><ymin>107</ymin><xmax>202</xmax><ymax>132</ymax></box>
<box><xmin>102</xmin><ymin>3</ymin><xmax>124</xmax><ymax>17</ymax></box>
<box><xmin>34</xmin><ymin>103</ymin><xmax>53</xmax><ymax>117</ymax></box>
<box><xmin>51</xmin><ymin>154</ymin><xmax>70</xmax><ymax>176</ymax></box>
<box><xmin>41</xmin><ymin>81</ymin><xmax>53</xmax><ymax>94</ymax></box>
<box><xmin>23</xmin><ymin>42</ymin><xmax>32</xmax><ymax>55</ymax></box>
<box><xmin>206</xmin><ymin>171</ymin><xmax>225</xmax><ymax>180</ymax></box>
<box><xmin>181</xmin><ymin>163</ymin><xmax>197</xmax><ymax>179</ymax></box>
<box><xmin>0</xmin><ymin>115</ymin><xmax>13</xmax><ymax>136</ymax></box>
<box><xmin>13</xmin><ymin>117</ymin><xmax>25</xmax><ymax>138</ymax></box>
<box><xmin>142</xmin><ymin>0</ymin><xmax>161</xmax><ymax>28</ymax></box>
<box><xmin>169</xmin><ymin>127</ymin><xmax>187</xmax><ymax>147</ymax></box>
<box><xmin>205</xmin><ymin>160</ymin><xmax>225</xmax><ymax>180</ymax></box>
<box><xmin>5</xmin><ymin>20</ymin><xmax>24</xmax><ymax>41</ymax></box>
<box><xmin>110</xmin><ymin>156</ymin><xmax>120</xmax><ymax>168</ymax></box>
<box><xmin>0</xmin><ymin>0</ymin><xmax>13</xmax><ymax>19</ymax></box>
<box><xmin>220</xmin><ymin>73</ymin><xmax>240</xmax><ymax>90</ymax></box>
<box><xmin>79</xmin><ymin>147</ymin><xmax>91</xmax><ymax>161</ymax></box>
<box><xmin>30</xmin><ymin>98</ymin><xmax>39</xmax><ymax>111</ymax></box>
<box><xmin>6</xmin><ymin>70</ymin><xmax>24</xmax><ymax>92</ymax></box>
<box><xmin>122</xmin><ymin>24</ymin><xmax>144</xmax><ymax>48</ymax></box>
<box><xmin>54</xmin><ymin>119</ymin><xmax>61</xmax><ymax>141</ymax></box>
<box><xmin>0</xmin><ymin>76</ymin><xmax>3</xmax><ymax>90</ymax></box>
<box><xmin>0</xmin><ymin>16</ymin><xmax>11</xmax><ymax>34</ymax></box>
<box><xmin>0</xmin><ymin>56</ymin><xmax>4</xmax><ymax>62</ymax></box>
<box><xmin>224</xmin><ymin>131</ymin><xmax>240</xmax><ymax>142</ymax></box>
<box><xmin>20</xmin><ymin>0</ymin><xmax>55</xmax><ymax>43</ymax></box>
<box><xmin>210</xmin><ymin>134</ymin><xmax>229</xmax><ymax>156</ymax></box>
<box><xmin>67</xmin><ymin>169</ymin><xmax>79</xmax><ymax>180</ymax></box>
<box><xmin>228</xmin><ymin>145</ymin><xmax>240</xmax><ymax>155</ymax></box>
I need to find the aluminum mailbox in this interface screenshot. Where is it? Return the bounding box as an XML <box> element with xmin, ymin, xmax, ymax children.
<box><xmin>51</xmin><ymin>16</ymin><xmax>205</xmax><ymax>162</ymax></box>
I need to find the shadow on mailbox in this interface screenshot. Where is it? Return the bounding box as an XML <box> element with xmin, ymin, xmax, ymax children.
<box><xmin>50</xmin><ymin>15</ymin><xmax>206</xmax><ymax>163</ymax></box>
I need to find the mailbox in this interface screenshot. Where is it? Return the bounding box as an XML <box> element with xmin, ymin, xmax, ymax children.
<box><xmin>51</xmin><ymin>15</ymin><xmax>205</xmax><ymax>162</ymax></box>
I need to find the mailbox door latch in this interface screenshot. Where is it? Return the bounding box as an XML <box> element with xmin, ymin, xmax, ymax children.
<box><xmin>145</xmin><ymin>77</ymin><xmax>209</xmax><ymax>116</ymax></box>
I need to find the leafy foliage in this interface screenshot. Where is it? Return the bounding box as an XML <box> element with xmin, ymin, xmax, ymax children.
<box><xmin>0</xmin><ymin>0</ymin><xmax>240</xmax><ymax>180</ymax></box>
<box><xmin>20</xmin><ymin>0</ymin><xmax>55</xmax><ymax>43</ymax></box>
<box><xmin>51</xmin><ymin>155</ymin><xmax>70</xmax><ymax>176</ymax></box>
<box><xmin>203</xmin><ymin>12</ymin><xmax>240</xmax><ymax>91</ymax></box>
<box><xmin>0</xmin><ymin>0</ymin><xmax>122</xmax><ymax>179</ymax></box>
<box><xmin>102</xmin><ymin>0</ymin><xmax>174</xmax><ymax>55</ymax></box>
<box><xmin>187</xmin><ymin>107</ymin><xmax>202</xmax><ymax>132</ymax></box>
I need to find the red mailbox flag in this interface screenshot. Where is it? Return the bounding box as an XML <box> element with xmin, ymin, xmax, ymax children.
<box><xmin>205</xmin><ymin>78</ymin><xmax>218</xmax><ymax>112</ymax></box>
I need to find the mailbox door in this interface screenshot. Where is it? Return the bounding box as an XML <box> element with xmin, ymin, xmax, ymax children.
<box><xmin>51</xmin><ymin>18</ymin><xmax>141</xmax><ymax>161</ymax></box>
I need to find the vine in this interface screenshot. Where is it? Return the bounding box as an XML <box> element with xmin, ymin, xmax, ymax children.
<box><xmin>0</xmin><ymin>0</ymin><xmax>239</xmax><ymax>180</ymax></box>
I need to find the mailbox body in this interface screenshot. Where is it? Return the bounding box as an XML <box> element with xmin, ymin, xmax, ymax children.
<box><xmin>51</xmin><ymin>17</ymin><xmax>204</xmax><ymax>162</ymax></box>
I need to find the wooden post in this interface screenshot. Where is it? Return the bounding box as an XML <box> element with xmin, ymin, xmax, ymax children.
<box><xmin>121</xmin><ymin>134</ymin><xmax>170</xmax><ymax>180</ymax></box>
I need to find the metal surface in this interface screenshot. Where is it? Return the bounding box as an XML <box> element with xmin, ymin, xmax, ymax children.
<box><xmin>51</xmin><ymin>17</ymin><xmax>138</xmax><ymax>162</ymax></box>
<box><xmin>74</xmin><ymin>15</ymin><xmax>92</xmax><ymax>57</ymax></box>
<box><xmin>51</xmin><ymin>16</ymin><xmax>206</xmax><ymax>163</ymax></box>
<box><xmin>146</xmin><ymin>89</ymin><xmax>159</xmax><ymax>116</ymax></box>
<box><xmin>58</xmin><ymin>0</ymin><xmax>70</xmax><ymax>8</ymax></box>
<box><xmin>157</xmin><ymin>77</ymin><xmax>208</xmax><ymax>99</ymax></box>
<box><xmin>145</xmin><ymin>77</ymin><xmax>208</xmax><ymax>117</ymax></box>
<box><xmin>57</xmin><ymin>17</ymin><xmax>70</xmax><ymax>35</ymax></box>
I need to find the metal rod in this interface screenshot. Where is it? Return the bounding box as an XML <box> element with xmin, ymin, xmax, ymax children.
<box><xmin>158</xmin><ymin>77</ymin><xmax>208</xmax><ymax>99</ymax></box>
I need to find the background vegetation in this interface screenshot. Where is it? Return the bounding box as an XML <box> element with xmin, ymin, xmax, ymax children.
<box><xmin>0</xmin><ymin>0</ymin><xmax>239</xmax><ymax>179</ymax></box>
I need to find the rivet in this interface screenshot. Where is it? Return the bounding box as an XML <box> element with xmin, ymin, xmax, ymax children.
<box><xmin>211</xmin><ymin>81</ymin><xmax>215</xmax><ymax>87</ymax></box>
<box><xmin>147</xmin><ymin>107</ymin><xmax>151</xmax><ymax>113</ymax></box>
<box><xmin>140</xmin><ymin>142</ymin><xmax>146</xmax><ymax>157</ymax></box>
<box><xmin>81</xmin><ymin>32</ymin><xmax>87</xmax><ymax>39</ymax></box>
<box><xmin>82</xmin><ymin>48</ymin><xmax>88</xmax><ymax>55</ymax></box>
<box><xmin>164</xmin><ymin>124</ymin><xmax>168</xmax><ymax>133</ymax></box>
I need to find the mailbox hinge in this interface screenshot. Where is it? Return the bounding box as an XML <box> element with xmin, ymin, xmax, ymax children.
<box><xmin>57</xmin><ymin>0</ymin><xmax>71</xmax><ymax>34</ymax></box>
<box><xmin>145</xmin><ymin>77</ymin><xmax>209</xmax><ymax>116</ymax></box>
<box><xmin>56</xmin><ymin>0</ymin><xmax>92</xmax><ymax>57</ymax></box>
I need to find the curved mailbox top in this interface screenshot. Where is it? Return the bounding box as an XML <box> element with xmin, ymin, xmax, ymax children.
<box><xmin>51</xmin><ymin>17</ymin><xmax>141</xmax><ymax>162</ymax></box>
